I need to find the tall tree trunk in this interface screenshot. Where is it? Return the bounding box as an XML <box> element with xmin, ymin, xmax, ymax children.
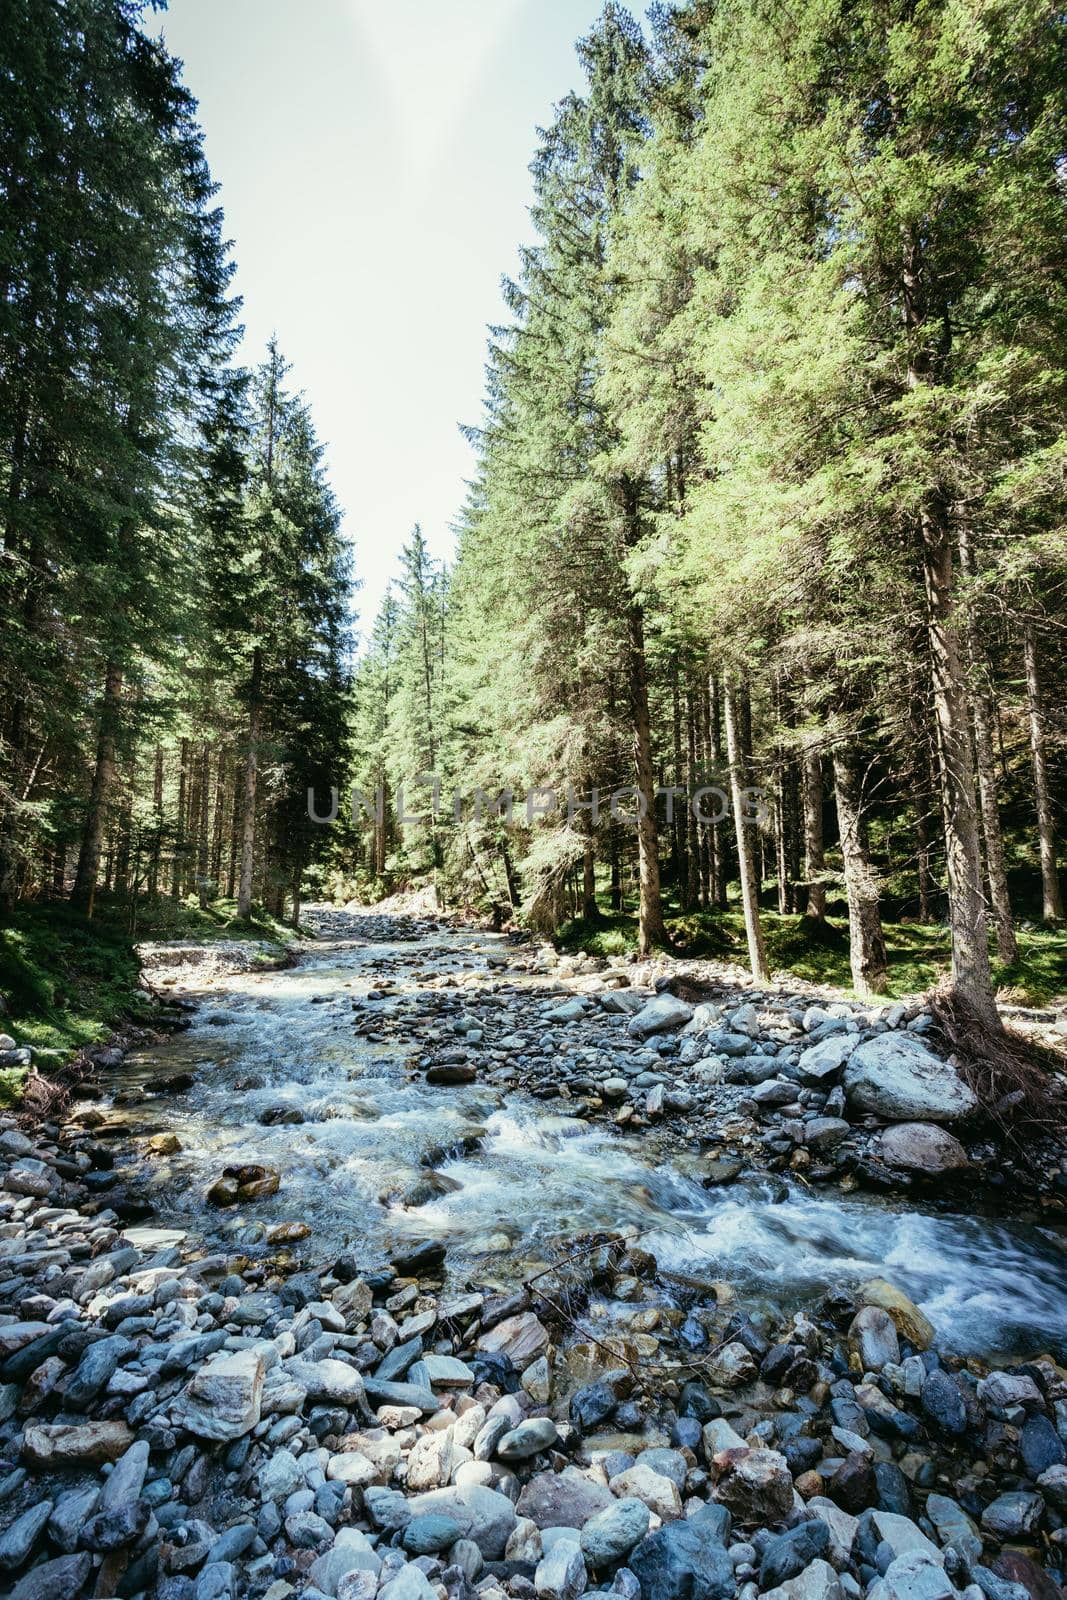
<box><xmin>959</xmin><ymin>530</ymin><xmax>1015</xmax><ymax>961</ymax></box>
<box><xmin>905</xmin><ymin>235</ymin><xmax>999</xmax><ymax>1027</ymax></box>
<box><xmin>237</xmin><ymin>647</ymin><xmax>263</xmax><ymax>920</ymax></box>
<box><xmin>801</xmin><ymin>745</ymin><xmax>826</xmax><ymax>923</ymax></box>
<box><xmin>627</xmin><ymin>603</ymin><xmax>667</xmax><ymax>955</ymax></box>
<box><xmin>671</xmin><ymin>669</ymin><xmax>686</xmax><ymax>904</ymax></box>
<box><xmin>148</xmin><ymin>744</ymin><xmax>164</xmax><ymax>898</ymax></box>
<box><xmin>71</xmin><ymin>663</ymin><xmax>123</xmax><ymax>916</ymax></box>
<box><xmin>210</xmin><ymin>751</ymin><xmax>226</xmax><ymax>891</ymax></box>
<box><xmin>685</xmin><ymin>689</ymin><xmax>701</xmax><ymax>910</ymax></box>
<box><xmin>832</xmin><ymin>744</ymin><xmax>888</xmax><ymax>998</ymax></box>
<box><xmin>1024</xmin><ymin>621</ymin><xmax>1064</xmax><ymax>922</ymax></box>
<box><xmin>197</xmin><ymin>744</ymin><xmax>211</xmax><ymax>910</ymax></box>
<box><xmin>582</xmin><ymin>840</ymin><xmax>597</xmax><ymax>920</ymax></box>
<box><xmin>922</xmin><ymin>509</ymin><xmax>999</xmax><ymax>1025</ymax></box>
<box><xmin>723</xmin><ymin>671</ymin><xmax>768</xmax><ymax>980</ymax></box>
<box><xmin>171</xmin><ymin>739</ymin><xmax>188</xmax><ymax>900</ymax></box>
<box><xmin>709</xmin><ymin>675</ymin><xmax>728</xmax><ymax>908</ymax></box>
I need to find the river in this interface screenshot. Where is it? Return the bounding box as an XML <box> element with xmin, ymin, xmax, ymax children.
<box><xmin>104</xmin><ymin>909</ymin><xmax>1067</xmax><ymax>1363</ymax></box>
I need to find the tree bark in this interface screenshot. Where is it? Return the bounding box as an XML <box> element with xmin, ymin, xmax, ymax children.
<box><xmin>723</xmin><ymin>671</ymin><xmax>768</xmax><ymax>980</ymax></box>
<box><xmin>1024</xmin><ymin>621</ymin><xmax>1064</xmax><ymax>922</ymax></box>
<box><xmin>832</xmin><ymin>744</ymin><xmax>888</xmax><ymax>998</ymax></box>
<box><xmin>958</xmin><ymin>530</ymin><xmax>1015</xmax><ymax>961</ymax></box>
<box><xmin>904</xmin><ymin>234</ymin><xmax>1000</xmax><ymax>1027</ymax></box>
<box><xmin>197</xmin><ymin>744</ymin><xmax>211</xmax><ymax>910</ymax></box>
<box><xmin>801</xmin><ymin>744</ymin><xmax>826</xmax><ymax>923</ymax></box>
<box><xmin>237</xmin><ymin>647</ymin><xmax>263</xmax><ymax>920</ymax></box>
<box><xmin>71</xmin><ymin>662</ymin><xmax>123</xmax><ymax>916</ymax></box>
<box><xmin>627</xmin><ymin>602</ymin><xmax>668</xmax><ymax>954</ymax></box>
<box><xmin>921</xmin><ymin>510</ymin><xmax>999</xmax><ymax>1025</ymax></box>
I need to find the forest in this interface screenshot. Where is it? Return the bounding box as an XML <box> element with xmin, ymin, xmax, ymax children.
<box><xmin>2</xmin><ymin>0</ymin><xmax>1066</xmax><ymax>1040</ymax></box>
<box><xmin>349</xmin><ymin>1</ymin><xmax>1067</xmax><ymax>1029</ymax></box>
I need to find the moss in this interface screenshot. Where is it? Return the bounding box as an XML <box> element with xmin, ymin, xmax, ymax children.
<box><xmin>0</xmin><ymin>902</ymin><xmax>148</xmax><ymax>1053</ymax></box>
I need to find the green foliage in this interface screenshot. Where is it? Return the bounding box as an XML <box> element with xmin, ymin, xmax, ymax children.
<box><xmin>0</xmin><ymin>903</ymin><xmax>146</xmax><ymax>1052</ymax></box>
<box><xmin>556</xmin><ymin>902</ymin><xmax>1066</xmax><ymax>1007</ymax></box>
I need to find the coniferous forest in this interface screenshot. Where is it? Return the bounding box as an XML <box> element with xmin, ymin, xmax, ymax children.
<box><xmin>1</xmin><ymin>2</ymin><xmax>1065</xmax><ymax>1025</ymax></box>
<box><xmin>6</xmin><ymin>8</ymin><xmax>1067</xmax><ymax>1600</ymax></box>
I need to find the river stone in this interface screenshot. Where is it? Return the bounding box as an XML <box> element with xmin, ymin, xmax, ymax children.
<box><xmin>977</xmin><ymin>1371</ymin><xmax>1043</xmax><ymax>1409</ymax></box>
<box><xmin>807</xmin><ymin>1499</ymin><xmax>859</xmax><ymax>1565</ymax></box>
<box><xmin>710</xmin><ymin>1447</ymin><xmax>793</xmax><ymax>1523</ymax></box>
<box><xmin>859</xmin><ymin>1281</ymin><xmax>934</xmax><ymax>1350</ymax></box>
<box><xmin>705</xmin><ymin>1340</ymin><xmax>757</xmax><ymax>1388</ymax></box>
<box><xmin>871</xmin><ymin>1512</ymin><xmax>943</xmax><ymax>1564</ymax></box>
<box><xmin>925</xmin><ymin>1495</ymin><xmax>982</xmax><ymax>1564</ymax></box>
<box><xmin>517</xmin><ymin>1467</ymin><xmax>614</xmax><ymax>1530</ymax></box>
<box><xmin>261</xmin><ymin>1447</ymin><xmax>304</xmax><ymax>1499</ymax></box>
<box><xmin>1020</xmin><ymin>1413</ymin><xmax>1066</xmax><ymax>1476</ymax></box>
<box><xmin>0</xmin><ymin>1500</ymin><xmax>53</xmax><ymax>1569</ymax></box>
<box><xmin>48</xmin><ymin>1487</ymin><xmax>100</xmax><ymax>1553</ymax></box>
<box><xmin>805</xmin><ymin>1118</ymin><xmax>851</xmax><ymax>1154</ymax></box>
<box><xmin>401</xmin><ymin>1514</ymin><xmax>463</xmax><ymax>1555</ymax></box>
<box><xmin>843</xmin><ymin>1035</ymin><xmax>977</xmax><ymax>1123</ymax></box>
<box><xmin>879</xmin><ymin>1123</ymin><xmax>969</xmax><ymax>1174</ymax></box>
<box><xmin>627</xmin><ymin>995</ymin><xmax>694</xmax><ymax>1040</ymax></box>
<box><xmin>762</xmin><ymin>1559</ymin><xmax>843</xmax><ymax>1600</ymax></box>
<box><xmin>981</xmin><ymin>1492</ymin><xmax>1044</xmax><ymax>1539</ymax></box>
<box><xmin>849</xmin><ymin>1307</ymin><xmax>900</xmax><ymax>1371</ymax></box>
<box><xmin>581</xmin><ymin>1498</ymin><xmax>651</xmax><ymax>1568</ymax></box>
<box><xmin>477</xmin><ymin>1311</ymin><xmax>550</xmax><ymax>1372</ymax></box>
<box><xmin>287</xmin><ymin>1356</ymin><xmax>367</xmax><ymax>1406</ymax></box>
<box><xmin>868</xmin><ymin>1552</ymin><xmax>956</xmax><ymax>1600</ymax></box>
<box><xmin>380</xmin><ymin>1568</ymin><xmax>437</xmax><ymax>1600</ymax></box>
<box><xmin>629</xmin><ymin>1502</ymin><xmax>734</xmax><ymax>1600</ymax></box>
<box><xmin>535</xmin><ymin>1540</ymin><xmax>588</xmax><ymax>1600</ymax></box>
<box><xmin>497</xmin><ymin>1416</ymin><xmax>559</xmax><ymax>1461</ymax></box>
<box><xmin>991</xmin><ymin>1552</ymin><xmax>1065</xmax><ymax>1600</ymax></box>
<box><xmin>608</xmin><ymin>1464</ymin><xmax>682</xmax><ymax>1521</ymax></box>
<box><xmin>9</xmin><ymin>1552</ymin><xmax>92</xmax><ymax>1600</ymax></box>
<box><xmin>759</xmin><ymin>1520</ymin><xmax>832</xmax><ymax>1588</ymax></box>
<box><xmin>571</xmin><ymin>1381</ymin><xmax>617</xmax><ymax>1431</ymax></box>
<box><xmin>920</xmin><ymin>1370</ymin><xmax>967</xmax><ymax>1435</ymax></box>
<box><xmin>22</xmin><ymin>1419</ymin><xmax>133</xmax><ymax>1466</ymax></box>
<box><xmin>406</xmin><ymin>1485</ymin><xmax>517</xmax><ymax>1558</ymax></box>
<box><xmin>65</xmin><ymin>1333</ymin><xmax>130</xmax><ymax>1408</ymax></box>
<box><xmin>81</xmin><ymin>1496</ymin><xmax>151</xmax><ymax>1551</ymax></box>
<box><xmin>309</xmin><ymin>1527</ymin><xmax>382</xmax><ymax>1595</ymax></box>
<box><xmin>798</xmin><ymin>1036</ymin><xmax>859</xmax><ymax>1084</ymax></box>
<box><xmin>173</xmin><ymin>1349</ymin><xmax>264</xmax><ymax>1440</ymax></box>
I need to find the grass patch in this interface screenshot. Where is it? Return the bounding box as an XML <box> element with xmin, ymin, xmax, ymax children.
<box><xmin>556</xmin><ymin>901</ymin><xmax>1067</xmax><ymax>1005</ymax></box>
<box><xmin>127</xmin><ymin>894</ymin><xmax>302</xmax><ymax>946</ymax></box>
<box><xmin>0</xmin><ymin>901</ymin><xmax>149</xmax><ymax>1054</ymax></box>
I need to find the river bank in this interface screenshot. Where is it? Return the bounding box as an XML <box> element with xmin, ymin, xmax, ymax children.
<box><xmin>1</xmin><ymin>906</ymin><xmax>1067</xmax><ymax>1600</ymax></box>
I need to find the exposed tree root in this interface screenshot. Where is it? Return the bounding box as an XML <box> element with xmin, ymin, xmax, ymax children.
<box><xmin>930</xmin><ymin>983</ymin><xmax>1067</xmax><ymax>1166</ymax></box>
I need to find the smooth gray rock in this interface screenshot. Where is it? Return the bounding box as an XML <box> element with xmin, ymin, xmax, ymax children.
<box><xmin>879</xmin><ymin>1123</ymin><xmax>969</xmax><ymax>1174</ymax></box>
<box><xmin>843</xmin><ymin>1036</ymin><xmax>977</xmax><ymax>1123</ymax></box>
<box><xmin>581</xmin><ymin>1498</ymin><xmax>651</xmax><ymax>1568</ymax></box>
<box><xmin>535</xmin><ymin>1541</ymin><xmax>588</xmax><ymax>1600</ymax></box>
<box><xmin>405</xmin><ymin>1485</ymin><xmax>517</xmax><ymax>1559</ymax></box>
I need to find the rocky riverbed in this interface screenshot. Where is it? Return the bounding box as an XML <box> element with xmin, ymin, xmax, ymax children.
<box><xmin>1</xmin><ymin>907</ymin><xmax>1067</xmax><ymax>1600</ymax></box>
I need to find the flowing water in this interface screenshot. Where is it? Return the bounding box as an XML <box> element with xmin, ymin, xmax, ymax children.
<box><xmin>106</xmin><ymin>911</ymin><xmax>1067</xmax><ymax>1362</ymax></box>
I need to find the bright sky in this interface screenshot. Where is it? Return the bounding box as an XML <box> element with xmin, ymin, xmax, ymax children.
<box><xmin>156</xmin><ymin>0</ymin><xmax>610</xmax><ymax>641</ymax></box>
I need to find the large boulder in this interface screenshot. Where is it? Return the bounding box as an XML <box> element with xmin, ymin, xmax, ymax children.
<box><xmin>879</xmin><ymin>1123</ymin><xmax>969</xmax><ymax>1174</ymax></box>
<box><xmin>627</xmin><ymin>995</ymin><xmax>694</xmax><ymax>1039</ymax></box>
<box><xmin>843</xmin><ymin>1035</ymin><xmax>977</xmax><ymax>1123</ymax></box>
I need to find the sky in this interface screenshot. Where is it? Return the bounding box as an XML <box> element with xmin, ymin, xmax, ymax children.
<box><xmin>156</xmin><ymin>0</ymin><xmax>612</xmax><ymax>641</ymax></box>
